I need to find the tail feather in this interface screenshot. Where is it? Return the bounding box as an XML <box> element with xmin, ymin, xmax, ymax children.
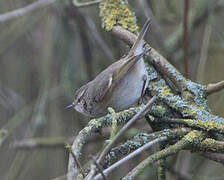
<box><xmin>129</xmin><ymin>18</ymin><xmax>151</xmax><ymax>56</ymax></box>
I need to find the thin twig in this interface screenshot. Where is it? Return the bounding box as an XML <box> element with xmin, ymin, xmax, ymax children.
<box><xmin>92</xmin><ymin>156</ymin><xmax>108</xmax><ymax>180</ymax></box>
<box><xmin>94</xmin><ymin>137</ymin><xmax>167</xmax><ymax>180</ymax></box>
<box><xmin>205</xmin><ymin>80</ymin><xmax>224</xmax><ymax>96</ymax></box>
<box><xmin>0</xmin><ymin>0</ymin><xmax>57</xmax><ymax>23</ymax></box>
<box><xmin>97</xmin><ymin>96</ymin><xmax>157</xmax><ymax>163</ymax></box>
<box><xmin>183</xmin><ymin>0</ymin><xmax>189</xmax><ymax>78</ymax></box>
<box><xmin>108</xmin><ymin>108</ymin><xmax>118</xmax><ymax>140</ymax></box>
<box><xmin>85</xmin><ymin>96</ymin><xmax>157</xmax><ymax>180</ymax></box>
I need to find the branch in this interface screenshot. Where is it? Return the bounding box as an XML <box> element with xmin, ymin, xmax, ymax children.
<box><xmin>153</xmin><ymin>118</ymin><xmax>224</xmax><ymax>135</ymax></box>
<box><xmin>68</xmin><ymin>106</ymin><xmax>142</xmax><ymax>180</ymax></box>
<box><xmin>199</xmin><ymin>138</ymin><xmax>224</xmax><ymax>153</ymax></box>
<box><xmin>93</xmin><ymin>137</ymin><xmax>167</xmax><ymax>180</ymax></box>
<box><xmin>97</xmin><ymin>96</ymin><xmax>156</xmax><ymax>164</ymax></box>
<box><xmin>0</xmin><ymin>0</ymin><xmax>57</xmax><ymax>23</ymax></box>
<box><xmin>101</xmin><ymin>128</ymin><xmax>191</xmax><ymax>169</ymax></box>
<box><xmin>122</xmin><ymin>131</ymin><xmax>204</xmax><ymax>179</ymax></box>
<box><xmin>205</xmin><ymin>80</ymin><xmax>224</xmax><ymax>96</ymax></box>
<box><xmin>85</xmin><ymin>97</ymin><xmax>157</xmax><ymax>180</ymax></box>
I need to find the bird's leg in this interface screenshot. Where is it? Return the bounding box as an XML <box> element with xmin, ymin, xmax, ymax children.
<box><xmin>139</xmin><ymin>74</ymin><xmax>148</xmax><ymax>104</ymax></box>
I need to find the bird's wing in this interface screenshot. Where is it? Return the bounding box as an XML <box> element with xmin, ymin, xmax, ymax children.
<box><xmin>93</xmin><ymin>72</ymin><xmax>113</xmax><ymax>103</ymax></box>
<box><xmin>93</xmin><ymin>53</ymin><xmax>145</xmax><ymax>103</ymax></box>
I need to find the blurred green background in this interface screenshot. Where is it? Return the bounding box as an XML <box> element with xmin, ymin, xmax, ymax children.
<box><xmin>0</xmin><ymin>0</ymin><xmax>224</xmax><ymax>179</ymax></box>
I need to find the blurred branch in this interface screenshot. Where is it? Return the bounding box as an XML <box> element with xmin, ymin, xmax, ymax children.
<box><xmin>138</xmin><ymin>0</ymin><xmax>165</xmax><ymax>50</ymax></box>
<box><xmin>165</xmin><ymin>0</ymin><xmax>220</xmax><ymax>61</ymax></box>
<box><xmin>0</xmin><ymin>0</ymin><xmax>57</xmax><ymax>23</ymax></box>
<box><xmin>183</xmin><ymin>0</ymin><xmax>189</xmax><ymax>78</ymax></box>
<box><xmin>66</xmin><ymin>4</ymin><xmax>114</xmax><ymax>61</ymax></box>
<box><xmin>11</xmin><ymin>137</ymin><xmax>67</xmax><ymax>149</ymax></box>
<box><xmin>0</xmin><ymin>85</ymin><xmax>25</xmax><ymax>113</ymax></box>
<box><xmin>0</xmin><ymin>86</ymin><xmax>62</xmax><ymax>147</ymax></box>
<box><xmin>73</xmin><ymin>0</ymin><xmax>101</xmax><ymax>7</ymax></box>
<box><xmin>197</xmin><ymin>12</ymin><xmax>213</xmax><ymax>82</ymax></box>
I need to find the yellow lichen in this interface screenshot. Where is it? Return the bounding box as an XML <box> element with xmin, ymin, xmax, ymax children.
<box><xmin>161</xmin><ymin>88</ymin><xmax>171</xmax><ymax>98</ymax></box>
<box><xmin>183</xmin><ymin>130</ymin><xmax>202</xmax><ymax>143</ymax></box>
<box><xmin>99</xmin><ymin>0</ymin><xmax>138</xmax><ymax>32</ymax></box>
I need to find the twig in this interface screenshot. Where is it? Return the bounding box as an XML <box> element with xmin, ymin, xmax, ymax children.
<box><xmin>183</xmin><ymin>0</ymin><xmax>189</xmax><ymax>78</ymax></box>
<box><xmin>85</xmin><ymin>96</ymin><xmax>157</xmax><ymax>180</ymax></box>
<box><xmin>73</xmin><ymin>0</ymin><xmax>101</xmax><ymax>7</ymax></box>
<box><xmin>97</xmin><ymin>96</ymin><xmax>156</xmax><ymax>163</ymax></box>
<box><xmin>108</xmin><ymin>108</ymin><xmax>118</xmax><ymax>140</ymax></box>
<box><xmin>0</xmin><ymin>0</ymin><xmax>57</xmax><ymax>23</ymax></box>
<box><xmin>92</xmin><ymin>156</ymin><xmax>108</xmax><ymax>180</ymax></box>
<box><xmin>205</xmin><ymin>80</ymin><xmax>224</xmax><ymax>96</ymax></box>
<box><xmin>94</xmin><ymin>137</ymin><xmax>167</xmax><ymax>180</ymax></box>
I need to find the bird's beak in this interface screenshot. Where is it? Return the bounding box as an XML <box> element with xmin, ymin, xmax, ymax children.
<box><xmin>65</xmin><ymin>102</ymin><xmax>75</xmax><ymax>110</ymax></box>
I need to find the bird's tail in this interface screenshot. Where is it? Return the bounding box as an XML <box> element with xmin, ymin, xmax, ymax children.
<box><xmin>129</xmin><ymin>18</ymin><xmax>151</xmax><ymax>56</ymax></box>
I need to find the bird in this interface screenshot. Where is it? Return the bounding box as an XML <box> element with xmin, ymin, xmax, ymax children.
<box><xmin>66</xmin><ymin>19</ymin><xmax>151</xmax><ymax>118</ymax></box>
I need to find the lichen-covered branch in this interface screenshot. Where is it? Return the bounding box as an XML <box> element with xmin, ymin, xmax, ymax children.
<box><xmin>101</xmin><ymin>128</ymin><xmax>191</xmax><ymax>169</ymax></box>
<box><xmin>68</xmin><ymin>107</ymin><xmax>142</xmax><ymax>179</ymax></box>
<box><xmin>122</xmin><ymin>131</ymin><xmax>205</xmax><ymax>179</ymax></box>
<box><xmin>199</xmin><ymin>138</ymin><xmax>224</xmax><ymax>153</ymax></box>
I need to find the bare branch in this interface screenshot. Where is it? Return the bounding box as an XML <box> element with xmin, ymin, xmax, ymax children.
<box><xmin>0</xmin><ymin>0</ymin><xmax>57</xmax><ymax>23</ymax></box>
<box><xmin>92</xmin><ymin>156</ymin><xmax>108</xmax><ymax>180</ymax></box>
<box><xmin>205</xmin><ymin>80</ymin><xmax>224</xmax><ymax>96</ymax></box>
